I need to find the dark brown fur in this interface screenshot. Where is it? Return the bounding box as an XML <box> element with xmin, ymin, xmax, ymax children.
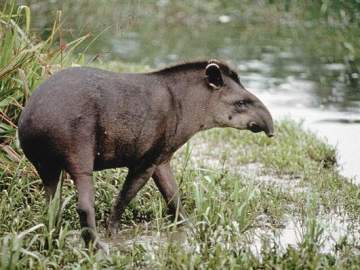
<box><xmin>18</xmin><ymin>59</ymin><xmax>273</xmax><ymax>249</ymax></box>
<box><xmin>152</xmin><ymin>60</ymin><xmax>242</xmax><ymax>85</ymax></box>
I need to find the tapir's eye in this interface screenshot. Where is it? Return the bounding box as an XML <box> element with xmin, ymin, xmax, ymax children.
<box><xmin>234</xmin><ymin>100</ymin><xmax>251</xmax><ymax>112</ymax></box>
<box><xmin>234</xmin><ymin>100</ymin><xmax>247</xmax><ymax>108</ymax></box>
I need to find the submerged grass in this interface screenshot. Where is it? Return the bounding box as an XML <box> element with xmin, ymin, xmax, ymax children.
<box><xmin>0</xmin><ymin>1</ymin><xmax>360</xmax><ymax>269</ymax></box>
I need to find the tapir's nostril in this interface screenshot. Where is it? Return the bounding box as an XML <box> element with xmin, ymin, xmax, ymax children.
<box><xmin>248</xmin><ymin>122</ymin><xmax>262</xmax><ymax>133</ymax></box>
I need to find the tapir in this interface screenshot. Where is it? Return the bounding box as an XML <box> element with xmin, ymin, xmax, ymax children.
<box><xmin>18</xmin><ymin>59</ymin><xmax>274</xmax><ymax>248</ymax></box>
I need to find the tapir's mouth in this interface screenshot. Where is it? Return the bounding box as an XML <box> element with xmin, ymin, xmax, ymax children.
<box><xmin>247</xmin><ymin>122</ymin><xmax>274</xmax><ymax>137</ymax></box>
<box><xmin>247</xmin><ymin>122</ymin><xmax>263</xmax><ymax>133</ymax></box>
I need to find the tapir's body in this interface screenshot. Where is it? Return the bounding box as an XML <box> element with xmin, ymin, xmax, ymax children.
<box><xmin>20</xmin><ymin>68</ymin><xmax>186</xmax><ymax>170</ymax></box>
<box><xmin>18</xmin><ymin>60</ymin><xmax>273</xmax><ymax>249</ymax></box>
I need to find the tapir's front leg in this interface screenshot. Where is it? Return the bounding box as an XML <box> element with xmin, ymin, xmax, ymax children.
<box><xmin>108</xmin><ymin>165</ymin><xmax>156</xmax><ymax>235</ymax></box>
<box><xmin>152</xmin><ymin>162</ymin><xmax>187</xmax><ymax>222</ymax></box>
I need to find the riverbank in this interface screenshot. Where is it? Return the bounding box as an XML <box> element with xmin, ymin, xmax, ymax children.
<box><xmin>1</xmin><ymin>2</ymin><xmax>359</xmax><ymax>268</ymax></box>
<box><xmin>1</xmin><ymin>114</ymin><xmax>360</xmax><ymax>268</ymax></box>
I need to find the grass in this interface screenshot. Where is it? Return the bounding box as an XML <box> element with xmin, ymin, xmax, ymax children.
<box><xmin>1</xmin><ymin>122</ymin><xmax>360</xmax><ymax>269</ymax></box>
<box><xmin>1</xmin><ymin>1</ymin><xmax>360</xmax><ymax>269</ymax></box>
<box><xmin>0</xmin><ymin>1</ymin><xmax>88</xmax><ymax>147</ymax></box>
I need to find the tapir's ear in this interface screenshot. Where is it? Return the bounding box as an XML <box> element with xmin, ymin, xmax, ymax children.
<box><xmin>205</xmin><ymin>62</ymin><xmax>224</xmax><ymax>90</ymax></box>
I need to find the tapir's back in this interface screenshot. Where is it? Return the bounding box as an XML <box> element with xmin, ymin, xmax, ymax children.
<box><xmin>19</xmin><ymin>67</ymin><xmax>136</xmax><ymax>130</ymax></box>
<box><xmin>18</xmin><ymin>66</ymin><xmax>169</xmax><ymax>169</ymax></box>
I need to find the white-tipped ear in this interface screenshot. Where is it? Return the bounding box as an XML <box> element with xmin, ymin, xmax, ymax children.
<box><xmin>205</xmin><ymin>63</ymin><xmax>224</xmax><ymax>90</ymax></box>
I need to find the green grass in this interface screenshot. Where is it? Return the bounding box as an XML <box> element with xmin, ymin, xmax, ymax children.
<box><xmin>1</xmin><ymin>121</ymin><xmax>360</xmax><ymax>269</ymax></box>
<box><xmin>1</xmin><ymin>1</ymin><xmax>360</xmax><ymax>269</ymax></box>
<box><xmin>0</xmin><ymin>1</ymin><xmax>88</xmax><ymax>148</ymax></box>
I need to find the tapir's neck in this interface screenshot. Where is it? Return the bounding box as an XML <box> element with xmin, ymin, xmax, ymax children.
<box><xmin>157</xmin><ymin>70</ymin><xmax>213</xmax><ymax>148</ymax></box>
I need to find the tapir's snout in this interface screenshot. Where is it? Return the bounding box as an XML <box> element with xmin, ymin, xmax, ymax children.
<box><xmin>248</xmin><ymin>121</ymin><xmax>274</xmax><ymax>137</ymax></box>
<box><xmin>247</xmin><ymin>104</ymin><xmax>274</xmax><ymax>138</ymax></box>
<box><xmin>263</xmin><ymin>109</ymin><xmax>274</xmax><ymax>137</ymax></box>
<box><xmin>265</xmin><ymin>124</ymin><xmax>274</xmax><ymax>138</ymax></box>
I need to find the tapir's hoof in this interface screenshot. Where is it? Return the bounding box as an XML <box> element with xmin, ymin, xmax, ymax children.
<box><xmin>106</xmin><ymin>220</ymin><xmax>120</xmax><ymax>238</ymax></box>
<box><xmin>172</xmin><ymin>212</ymin><xmax>190</xmax><ymax>226</ymax></box>
<box><xmin>177</xmin><ymin>218</ymin><xmax>190</xmax><ymax>227</ymax></box>
<box><xmin>107</xmin><ymin>227</ymin><xmax>117</xmax><ymax>238</ymax></box>
<box><xmin>95</xmin><ymin>240</ymin><xmax>110</xmax><ymax>254</ymax></box>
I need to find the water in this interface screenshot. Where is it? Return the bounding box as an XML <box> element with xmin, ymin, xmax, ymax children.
<box><xmin>243</xmin><ymin>60</ymin><xmax>360</xmax><ymax>183</ymax></box>
<box><xmin>25</xmin><ymin>1</ymin><xmax>360</xmax><ymax>182</ymax></box>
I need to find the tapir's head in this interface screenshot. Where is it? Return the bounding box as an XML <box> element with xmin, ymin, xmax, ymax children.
<box><xmin>204</xmin><ymin>59</ymin><xmax>274</xmax><ymax>137</ymax></box>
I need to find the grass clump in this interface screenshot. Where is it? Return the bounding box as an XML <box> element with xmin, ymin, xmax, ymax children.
<box><xmin>0</xmin><ymin>1</ymin><xmax>88</xmax><ymax>147</ymax></box>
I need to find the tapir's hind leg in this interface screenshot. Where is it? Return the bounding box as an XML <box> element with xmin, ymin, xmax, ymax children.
<box><xmin>34</xmin><ymin>162</ymin><xmax>61</xmax><ymax>201</ymax></box>
<box><xmin>70</xmin><ymin>171</ymin><xmax>96</xmax><ymax>246</ymax></box>
<box><xmin>65</xmin><ymin>147</ymin><xmax>106</xmax><ymax>250</ymax></box>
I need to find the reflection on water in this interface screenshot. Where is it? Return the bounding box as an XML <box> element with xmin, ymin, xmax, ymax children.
<box><xmin>24</xmin><ymin>0</ymin><xmax>359</xmax><ymax>181</ymax></box>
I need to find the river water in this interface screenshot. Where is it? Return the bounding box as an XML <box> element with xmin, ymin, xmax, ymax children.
<box><xmin>26</xmin><ymin>1</ymin><xmax>360</xmax><ymax>182</ymax></box>
<box><xmin>241</xmin><ymin>57</ymin><xmax>360</xmax><ymax>183</ymax></box>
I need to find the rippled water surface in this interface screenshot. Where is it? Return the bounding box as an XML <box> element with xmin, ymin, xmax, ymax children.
<box><xmin>25</xmin><ymin>1</ymin><xmax>360</xmax><ymax>182</ymax></box>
